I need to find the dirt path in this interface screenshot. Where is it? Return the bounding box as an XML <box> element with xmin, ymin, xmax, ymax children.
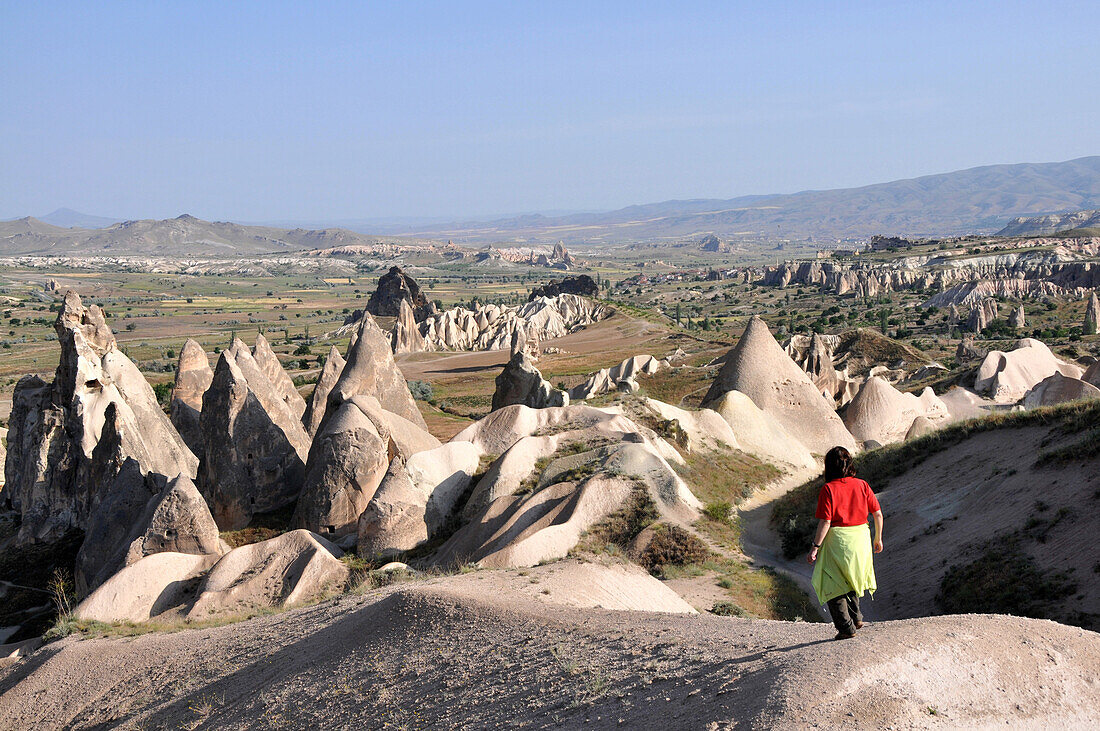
<box><xmin>735</xmin><ymin>467</ymin><xmax>866</xmax><ymax>623</ymax></box>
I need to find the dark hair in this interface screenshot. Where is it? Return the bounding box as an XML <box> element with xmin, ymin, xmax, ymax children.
<box><xmin>823</xmin><ymin>446</ymin><xmax>855</xmax><ymax>482</ymax></box>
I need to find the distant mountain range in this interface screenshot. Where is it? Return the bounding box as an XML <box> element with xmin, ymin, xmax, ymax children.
<box><xmin>6</xmin><ymin>156</ymin><xmax>1100</xmax><ymax>254</ymax></box>
<box><xmin>0</xmin><ymin>214</ymin><xmax>414</xmax><ymax>256</ymax></box>
<box><xmin>401</xmin><ymin>156</ymin><xmax>1100</xmax><ymax>244</ymax></box>
<box><xmin>996</xmin><ymin>209</ymin><xmax>1100</xmax><ymax>237</ymax></box>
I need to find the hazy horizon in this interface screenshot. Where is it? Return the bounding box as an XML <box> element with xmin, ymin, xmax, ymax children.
<box><xmin>3</xmin><ymin>1</ymin><xmax>1100</xmax><ymax>223</ymax></box>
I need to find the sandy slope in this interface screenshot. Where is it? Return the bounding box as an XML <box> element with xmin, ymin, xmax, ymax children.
<box><xmin>1</xmin><ymin>562</ymin><xmax>1097</xmax><ymax>730</ymax></box>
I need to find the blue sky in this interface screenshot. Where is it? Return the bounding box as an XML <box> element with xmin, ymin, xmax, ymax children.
<box><xmin>2</xmin><ymin>1</ymin><xmax>1099</xmax><ymax>222</ymax></box>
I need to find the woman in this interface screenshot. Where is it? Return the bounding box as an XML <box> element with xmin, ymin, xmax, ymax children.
<box><xmin>806</xmin><ymin>446</ymin><xmax>884</xmax><ymax>639</ymax></box>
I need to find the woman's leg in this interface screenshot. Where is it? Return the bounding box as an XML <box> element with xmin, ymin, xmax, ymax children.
<box><xmin>826</xmin><ymin>594</ymin><xmax>856</xmax><ymax>636</ymax></box>
<box><xmin>847</xmin><ymin>591</ymin><xmax>863</xmax><ymax>626</ymax></box>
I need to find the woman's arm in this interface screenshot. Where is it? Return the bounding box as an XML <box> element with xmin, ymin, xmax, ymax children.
<box><xmin>806</xmin><ymin>518</ymin><xmax>831</xmax><ymax>564</ymax></box>
<box><xmin>872</xmin><ymin>510</ymin><xmax>884</xmax><ymax>553</ymax></box>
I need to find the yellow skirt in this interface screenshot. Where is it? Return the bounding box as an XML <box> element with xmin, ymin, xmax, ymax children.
<box><xmin>811</xmin><ymin>524</ymin><xmax>877</xmax><ymax>605</ymax></box>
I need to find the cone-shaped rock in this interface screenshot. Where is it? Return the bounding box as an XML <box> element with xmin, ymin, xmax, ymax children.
<box><xmin>1010</xmin><ymin>306</ymin><xmax>1026</xmax><ymax>330</ymax></box>
<box><xmin>199</xmin><ymin>345</ymin><xmax>310</xmax><ymax>530</ymax></box>
<box><xmin>169</xmin><ymin>339</ymin><xmax>213</xmax><ymax>454</ymax></box>
<box><xmin>491</xmin><ymin>352</ymin><xmax>568</xmax><ymax>411</ymax></box>
<box><xmin>252</xmin><ymin>332</ymin><xmax>307</xmax><ymax>420</ymax></box>
<box><xmin>390</xmin><ymin>298</ymin><xmax>426</xmax><ymax>354</ymax></box>
<box><xmin>1085</xmin><ymin>292</ymin><xmax>1100</xmax><ymax>335</ymax></box>
<box><xmin>293</xmin><ymin>399</ymin><xmax>392</xmax><ymax>538</ymax></box>
<box><xmin>356</xmin><ymin>456</ymin><xmax>429</xmax><ymax>556</ymax></box>
<box><xmin>366</xmin><ymin>265</ymin><xmax>435</xmax><ymax>321</ymax></box>
<box><xmin>302</xmin><ymin>345</ymin><xmax>345</xmax><ymax>436</ymax></box>
<box><xmin>701</xmin><ymin>316</ymin><xmax>857</xmax><ymax>454</ymax></box>
<box><xmin>967</xmin><ymin>298</ymin><xmax>998</xmax><ymax>333</ymax></box>
<box><xmin>4</xmin><ymin>291</ymin><xmax>197</xmax><ymax>543</ymax></box>
<box><xmin>75</xmin><ymin>463</ymin><xmax>224</xmax><ymax>594</ymax></box>
<box><xmin>328</xmin><ymin>312</ymin><xmax>426</xmax><ymax>429</ymax></box>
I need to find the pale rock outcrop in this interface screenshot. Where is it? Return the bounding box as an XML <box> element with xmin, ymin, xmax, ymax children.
<box><xmin>842</xmin><ymin>377</ymin><xmax>949</xmax><ymax>446</ymax></box>
<box><xmin>293</xmin><ymin>399</ymin><xmax>391</xmax><ymax>538</ymax></box>
<box><xmin>639</xmin><ymin>399</ymin><xmax>739</xmax><ymax>453</ymax></box>
<box><xmin>4</xmin><ymin>291</ymin><xmax>197</xmax><ymax>544</ymax></box>
<box><xmin>491</xmin><ymin>352</ymin><xmax>568</xmax><ymax>411</ymax></box>
<box><xmin>708</xmin><ymin>391</ymin><xmax>816</xmax><ymax>471</ymax></box>
<box><xmin>1021</xmin><ymin>373</ymin><xmax>1100</xmax><ymax>408</ymax></box>
<box><xmin>436</xmin><ymin>415</ymin><xmax>699</xmax><ymax>569</ymax></box>
<box><xmin>75</xmin><ymin>552</ymin><xmax>216</xmax><ymax>623</ymax></box>
<box><xmin>330</xmin><ymin>312</ymin><xmax>427</xmax><ymax>429</ymax></box>
<box><xmin>391</xmin><ymin>298</ymin><xmax>426</xmax><ymax>354</ymax></box>
<box><xmin>252</xmin><ymin>332</ymin><xmax>307</xmax><ymax>420</ymax></box>
<box><xmin>357</xmin><ymin>442</ymin><xmax>482</xmax><ymax>556</ymax></box>
<box><xmin>702</xmin><ymin>316</ymin><xmax>857</xmax><ymax>455</ymax></box>
<box><xmin>967</xmin><ymin>298</ymin><xmax>999</xmax><ymax>333</ymax></box>
<box><xmin>905</xmin><ymin>415</ymin><xmax>937</xmax><ymax>440</ymax></box>
<box><xmin>1086</xmin><ymin>292</ymin><xmax>1100</xmax><ymax>335</ymax></box>
<box><xmin>956</xmin><ymin>335</ymin><xmax>984</xmax><ymax>362</ymax></box>
<box><xmin>1083</xmin><ymin>361</ymin><xmax>1100</xmax><ymax>388</ymax></box>
<box><xmin>569</xmin><ymin>355</ymin><xmax>663</xmax><ymax>400</ymax></box>
<box><xmin>76</xmin><ymin>530</ymin><xmax>346</xmax><ymax>624</ymax></box>
<box><xmin>399</xmin><ymin>294</ymin><xmax>608</xmax><ymax>353</ymax></box>
<box><xmin>75</xmin><ymin>466</ymin><xmax>224</xmax><ymax>594</ymax></box>
<box><xmin>168</xmin><ymin>339</ymin><xmax>212</xmax><ymax>455</ymax></box>
<box><xmin>973</xmin><ymin>338</ymin><xmax>1083</xmax><ymax>403</ymax></box>
<box><xmin>345</xmin><ymin>394</ymin><xmax>442</xmax><ymax>458</ymax></box>
<box><xmin>1010</xmin><ymin>306</ymin><xmax>1026</xmax><ymax>330</ymax></box>
<box><xmin>939</xmin><ymin>386</ymin><xmax>997</xmax><ymax>421</ymax></box>
<box><xmin>199</xmin><ymin>342</ymin><xmax>311</xmax><ymax>530</ymax></box>
<box><xmin>302</xmin><ymin>345</ymin><xmax>345</xmax><ymax>437</ymax></box>
<box><xmin>186</xmin><ymin>530</ymin><xmax>347</xmax><ymax>619</ymax></box>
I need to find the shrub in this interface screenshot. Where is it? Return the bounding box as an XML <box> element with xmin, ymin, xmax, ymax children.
<box><xmin>710</xmin><ymin>600</ymin><xmax>747</xmax><ymax>617</ymax></box>
<box><xmin>638</xmin><ymin>524</ymin><xmax>709</xmax><ymax>574</ymax></box>
<box><xmin>407</xmin><ymin>380</ymin><xmax>434</xmax><ymax>401</ymax></box>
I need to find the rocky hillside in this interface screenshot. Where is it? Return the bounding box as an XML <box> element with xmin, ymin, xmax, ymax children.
<box><xmin>998</xmin><ymin>209</ymin><xmax>1100</xmax><ymax>236</ymax></box>
<box><xmin>0</xmin><ymin>214</ymin><xmax>433</xmax><ymax>256</ymax></box>
<box><xmin>401</xmin><ymin>156</ymin><xmax>1100</xmax><ymax>243</ymax></box>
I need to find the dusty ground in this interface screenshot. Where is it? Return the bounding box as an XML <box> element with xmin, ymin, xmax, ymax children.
<box><xmin>1</xmin><ymin>561</ymin><xmax>1098</xmax><ymax>730</ymax></box>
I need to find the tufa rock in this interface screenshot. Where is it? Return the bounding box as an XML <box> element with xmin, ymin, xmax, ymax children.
<box><xmin>1086</xmin><ymin>292</ymin><xmax>1100</xmax><ymax>335</ymax></box>
<box><xmin>529</xmin><ymin>275</ymin><xmax>599</xmax><ymax>301</ymax></box>
<box><xmin>391</xmin><ymin>298</ymin><xmax>427</xmax><ymax>354</ymax></box>
<box><xmin>491</xmin><ymin>352</ymin><xmax>568</xmax><ymax>411</ymax></box>
<box><xmin>701</xmin><ymin>316</ymin><xmax>857</xmax><ymax>454</ymax></box>
<box><xmin>4</xmin><ymin>291</ymin><xmax>197</xmax><ymax>544</ymax></box>
<box><xmin>302</xmin><ymin>345</ymin><xmax>345</xmax><ymax>436</ymax></box>
<box><xmin>198</xmin><ymin>342</ymin><xmax>311</xmax><ymax>530</ymax></box>
<box><xmin>169</xmin><ymin>339</ymin><xmax>213</xmax><ymax>455</ymax></box>
<box><xmin>252</xmin><ymin>332</ymin><xmax>307</xmax><ymax>420</ymax></box>
<box><xmin>1010</xmin><ymin>305</ymin><xmax>1026</xmax><ymax>330</ymax></box>
<box><xmin>967</xmin><ymin>298</ymin><xmax>999</xmax><ymax>333</ymax></box>
<box><xmin>329</xmin><ymin>313</ymin><xmax>427</xmax><ymax>429</ymax></box>
<box><xmin>366</xmin><ymin>266</ymin><xmax>435</xmax><ymax>321</ymax></box>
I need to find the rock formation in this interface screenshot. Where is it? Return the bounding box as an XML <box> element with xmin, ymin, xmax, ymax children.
<box><xmin>252</xmin><ymin>332</ymin><xmax>307</xmax><ymax>420</ymax></box>
<box><xmin>1010</xmin><ymin>305</ymin><xmax>1026</xmax><ymax>329</ymax></box>
<box><xmin>401</xmin><ymin>294</ymin><xmax>607</xmax><ymax>354</ymax></box>
<box><xmin>293</xmin><ymin>316</ymin><xmax>434</xmax><ymax>538</ymax></box>
<box><xmin>569</xmin><ymin>355</ymin><xmax>663</xmax><ymax>400</ymax></box>
<box><xmin>1086</xmin><ymin>292</ymin><xmax>1100</xmax><ymax>335</ymax></box>
<box><xmin>4</xmin><ymin>291</ymin><xmax>197</xmax><ymax>544</ymax></box>
<box><xmin>974</xmin><ymin>338</ymin><xmax>1083</xmax><ymax>403</ymax></box>
<box><xmin>529</xmin><ymin>275</ymin><xmax>599</xmax><ymax>301</ymax></box>
<box><xmin>707</xmin><ymin>391</ymin><xmax>817</xmax><ymax>471</ymax></box>
<box><xmin>76</xmin><ymin>530</ymin><xmax>346</xmax><ymax>623</ymax></box>
<box><xmin>699</xmin><ymin>234</ymin><xmax>730</xmax><ymax>253</ymax></box>
<box><xmin>956</xmin><ymin>335</ymin><xmax>984</xmax><ymax>362</ymax></box>
<box><xmin>329</xmin><ymin>313</ymin><xmax>427</xmax><ymax>429</ymax></box>
<box><xmin>198</xmin><ymin>340</ymin><xmax>311</xmax><ymax>530</ymax></box>
<box><xmin>702</xmin><ymin>316</ymin><xmax>857</xmax><ymax>455</ymax></box>
<box><xmin>169</xmin><ymin>339</ymin><xmax>213</xmax><ymax>455</ymax></box>
<box><xmin>491</xmin><ymin>353</ymin><xmax>568</xmax><ymax>411</ymax></box>
<box><xmin>75</xmin><ymin>463</ymin><xmax>224</xmax><ymax>594</ymax></box>
<box><xmin>841</xmin><ymin>377</ymin><xmax>949</xmax><ymax>446</ymax></box>
<box><xmin>391</xmin><ymin>298</ymin><xmax>427</xmax><ymax>354</ymax></box>
<box><xmin>366</xmin><ymin>265</ymin><xmax>435</xmax><ymax>321</ymax></box>
<box><xmin>437</xmin><ymin>405</ymin><xmax>699</xmax><ymax>569</ymax></box>
<box><xmin>967</xmin><ymin>298</ymin><xmax>999</xmax><ymax>333</ymax></box>
<box><xmin>1021</xmin><ymin>373</ymin><xmax>1100</xmax><ymax>408</ymax></box>
<box><xmin>302</xmin><ymin>345</ymin><xmax>345</xmax><ymax>436</ymax></box>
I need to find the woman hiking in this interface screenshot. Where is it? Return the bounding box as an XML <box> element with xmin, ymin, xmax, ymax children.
<box><xmin>806</xmin><ymin>446</ymin><xmax>884</xmax><ymax>639</ymax></box>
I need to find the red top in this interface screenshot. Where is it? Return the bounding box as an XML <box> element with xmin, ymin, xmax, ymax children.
<box><xmin>815</xmin><ymin>477</ymin><xmax>881</xmax><ymax>527</ymax></box>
